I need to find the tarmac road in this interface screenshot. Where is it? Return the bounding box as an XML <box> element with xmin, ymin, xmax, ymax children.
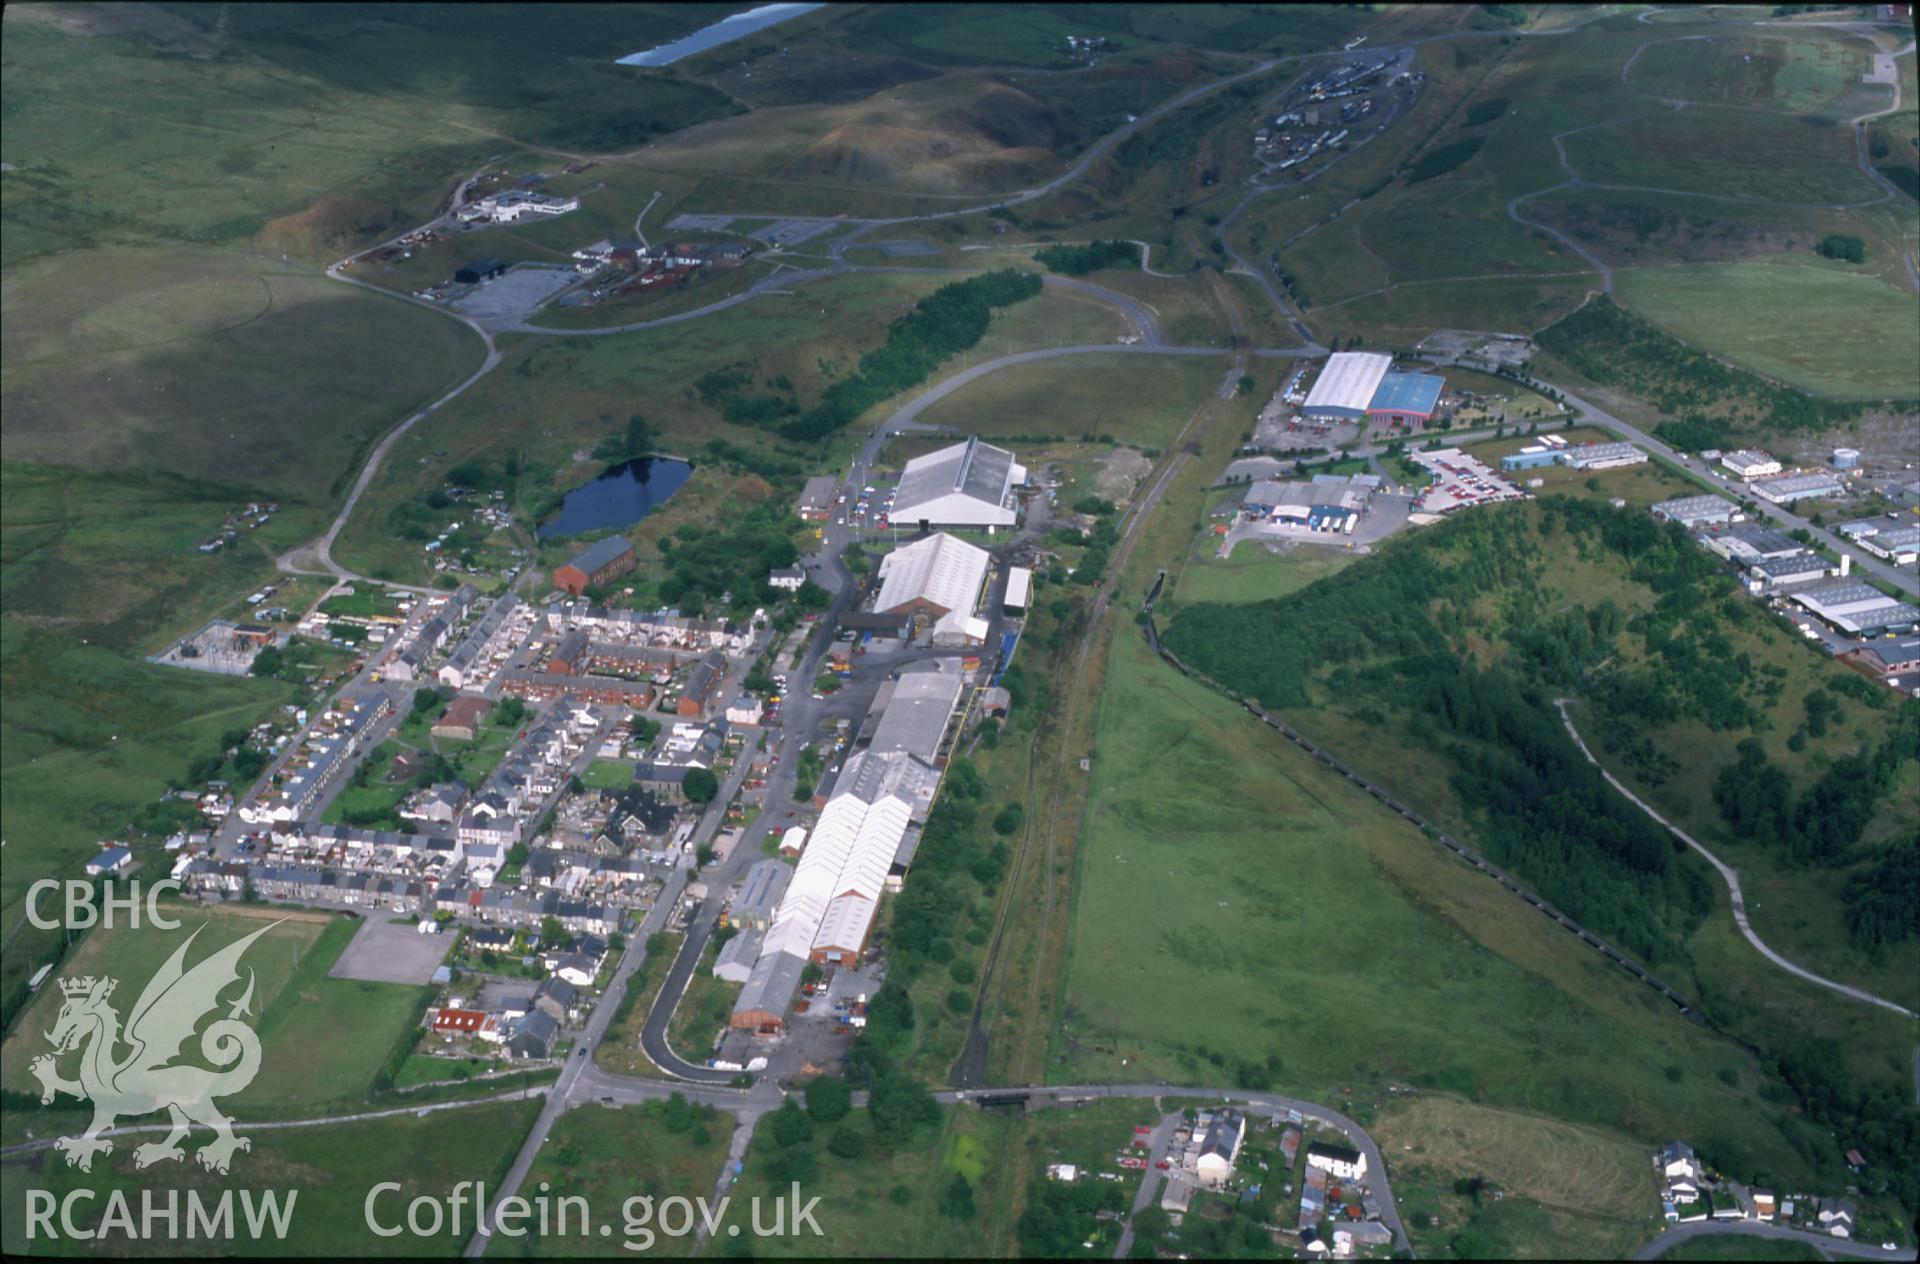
<box><xmin>1635</xmin><ymin>1219</ymin><xmax>1914</xmax><ymax>1261</ymax></box>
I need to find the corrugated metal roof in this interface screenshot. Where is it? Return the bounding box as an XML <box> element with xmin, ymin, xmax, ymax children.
<box><xmin>1302</xmin><ymin>352</ymin><xmax>1391</xmax><ymax>414</ymax></box>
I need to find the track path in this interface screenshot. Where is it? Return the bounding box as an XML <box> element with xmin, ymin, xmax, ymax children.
<box><xmin>1556</xmin><ymin>699</ymin><xmax>1916</xmax><ymax>1020</ymax></box>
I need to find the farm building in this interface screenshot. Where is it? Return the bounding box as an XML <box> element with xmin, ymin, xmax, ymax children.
<box><xmin>1365</xmin><ymin>370</ymin><xmax>1446</xmax><ymax>428</ymax></box>
<box><xmin>455</xmin><ymin>257</ymin><xmax>506</xmax><ymax>285</ymax></box>
<box><xmin>873</xmin><ymin>532</ymin><xmax>991</xmax><ymax>646</ymax></box>
<box><xmin>1301</xmin><ymin>352</ymin><xmax>1392</xmax><ymax>420</ymax></box>
<box><xmin>891</xmin><ymin>437</ymin><xmax>1025</xmax><ymax>528</ymax></box>
<box><xmin>553</xmin><ymin>536</ymin><xmax>637</xmax><ymax>595</ymax></box>
<box><xmin>1721</xmin><ymin>450</ymin><xmax>1782</xmax><ymax>480</ymax></box>
<box><xmin>1752</xmin><ymin>470</ymin><xmax>1844</xmax><ymax>505</ymax></box>
<box><xmin>86</xmin><ymin>847</ymin><xmax>134</xmax><ymax>876</ymax></box>
<box><xmin>1651</xmin><ymin>495</ymin><xmax>1737</xmax><ymax>528</ymax></box>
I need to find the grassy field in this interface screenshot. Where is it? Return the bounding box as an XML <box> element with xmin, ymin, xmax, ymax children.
<box><xmin>1613</xmin><ymin>261</ymin><xmax>1920</xmax><ymax>397</ymax></box>
<box><xmin>2</xmin><ymin>907</ymin><xmax>430</xmax><ymax>1117</ymax></box>
<box><xmin>665</xmin><ymin>941</ymin><xmax>738</xmax><ymax>1067</ymax></box>
<box><xmin>0</xmin><ymin>1097</ymin><xmax>539</xmax><ymax>1256</ymax></box>
<box><xmin>1375</xmin><ymin>1093</ymin><xmax>1660</xmax><ymax>1259</ymax></box>
<box><xmin>580</xmin><ymin>759</ymin><xmax>635</xmax><ymax>792</ymax></box>
<box><xmin>1181</xmin><ymin>489</ymin><xmax>1920</xmax><ymax>1075</ymax></box>
<box><xmin>1</xmin><ymin>6</ymin><xmax>734</xmax><ymax>265</ymax></box>
<box><xmin>1560</xmin><ymin>108</ymin><xmax>1875</xmax><ymax>206</ymax></box>
<box><xmin>709</xmin><ymin>1103</ymin><xmax>1019</xmax><ymax>1257</ymax></box>
<box><xmin>595</xmin><ymin>932</ymin><xmax>682</xmax><ymax>1078</ymax></box>
<box><xmin>2</xmin><ymin>249</ymin><xmax>485</xmax><ymax>502</ymax></box>
<box><xmin>1308</xmin><ymin>275</ymin><xmax>1601</xmax><ymax>348</ymax></box>
<box><xmin>1624</xmin><ymin>31</ymin><xmax>1879</xmax><ymax>118</ymax></box>
<box><xmin>1057</xmin><ymin>627</ymin><xmax>1834</xmax><ymax>1187</ymax></box>
<box><xmin>915</xmin><ymin>353</ymin><xmax>1229</xmax><ymax>449</ymax></box>
<box><xmin>0</xmin><ymin>615</ymin><xmax>299</xmax><ymax>980</ymax></box>
<box><xmin>1175</xmin><ymin>538</ymin><xmax>1358</xmax><ymax>606</ymax></box>
<box><xmin>499</xmin><ymin>1098</ymin><xmax>734</xmax><ymax>1258</ymax></box>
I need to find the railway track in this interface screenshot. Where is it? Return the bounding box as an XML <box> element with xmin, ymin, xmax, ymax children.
<box><xmin>962</xmin><ymin>280</ymin><xmax>1251</xmax><ymax>1087</ymax></box>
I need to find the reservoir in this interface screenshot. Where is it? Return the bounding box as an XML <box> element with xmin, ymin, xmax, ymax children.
<box><xmin>617</xmin><ymin>3</ymin><xmax>826</xmax><ymax>68</ymax></box>
<box><xmin>536</xmin><ymin>457</ymin><xmax>694</xmax><ymax>541</ymax></box>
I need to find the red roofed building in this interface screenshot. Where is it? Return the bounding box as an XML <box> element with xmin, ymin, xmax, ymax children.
<box><xmin>430</xmin><ymin>1007</ymin><xmax>487</xmax><ymax>1034</ymax></box>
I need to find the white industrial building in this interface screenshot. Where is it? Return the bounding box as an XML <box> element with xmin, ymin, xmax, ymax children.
<box><xmin>729</xmin><ymin>663</ymin><xmax>966</xmax><ymax>1029</ymax></box>
<box><xmin>1752</xmin><ymin>470</ymin><xmax>1844</xmax><ymax>505</ymax></box>
<box><xmin>874</xmin><ymin>532</ymin><xmax>991</xmax><ymax>646</ymax></box>
<box><xmin>1004</xmin><ymin>565</ymin><xmax>1033</xmax><ymax>613</ymax></box>
<box><xmin>1301</xmin><ymin>351</ymin><xmax>1392</xmax><ymax>421</ymax></box>
<box><xmin>1651</xmin><ymin>495</ymin><xmax>1738</xmax><ymax>528</ymax></box>
<box><xmin>1793</xmin><ymin>580</ymin><xmax>1920</xmax><ymax>636</ymax></box>
<box><xmin>1563</xmin><ymin>441</ymin><xmax>1648</xmax><ymax>471</ymax></box>
<box><xmin>1721</xmin><ymin>450</ymin><xmax>1782</xmax><ymax>479</ymax></box>
<box><xmin>891</xmin><ymin>437</ymin><xmax>1025</xmax><ymax>528</ymax></box>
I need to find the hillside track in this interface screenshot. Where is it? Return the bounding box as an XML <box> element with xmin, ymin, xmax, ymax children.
<box><xmin>1556</xmin><ymin>699</ymin><xmax>1917</xmax><ymax>1020</ymax></box>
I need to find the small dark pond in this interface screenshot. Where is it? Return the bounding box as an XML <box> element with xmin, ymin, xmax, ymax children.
<box><xmin>535</xmin><ymin>457</ymin><xmax>693</xmax><ymax>541</ymax></box>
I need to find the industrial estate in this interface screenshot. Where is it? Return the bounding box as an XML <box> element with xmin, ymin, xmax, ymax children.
<box><xmin>2</xmin><ymin>2</ymin><xmax>1916</xmax><ymax>1261</ymax></box>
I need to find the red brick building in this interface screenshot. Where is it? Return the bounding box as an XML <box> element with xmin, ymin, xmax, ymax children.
<box><xmin>553</xmin><ymin>536</ymin><xmax>637</xmax><ymax>596</ymax></box>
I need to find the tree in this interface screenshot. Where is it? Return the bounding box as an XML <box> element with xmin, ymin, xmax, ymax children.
<box><xmin>249</xmin><ymin>647</ymin><xmax>284</xmax><ymax>678</ymax></box>
<box><xmin>938</xmin><ymin>1174</ymin><xmax>976</xmax><ymax>1219</ymax></box>
<box><xmin>767</xmin><ymin>1144</ymin><xmax>818</xmax><ymax>1186</ymax></box>
<box><xmin>800</xmin><ymin>962</ymin><xmax>824</xmax><ymax>987</ymax></box>
<box><xmin>827</xmin><ymin>1126</ymin><xmax>864</xmax><ymax>1159</ymax></box>
<box><xmin>806</xmin><ymin>1076</ymin><xmax>852</xmax><ymax>1124</ymax></box>
<box><xmin>769</xmin><ymin>1100</ymin><xmax>813</xmax><ymax>1148</ymax></box>
<box><xmin>682</xmin><ymin>767</ymin><xmax>719</xmax><ymax>804</ymax></box>
<box><xmin>539</xmin><ymin>915</ymin><xmax>568</xmax><ymax>948</ymax></box>
<box><xmin>695</xmin><ymin>842</ymin><xmax>716</xmax><ymax>868</ymax></box>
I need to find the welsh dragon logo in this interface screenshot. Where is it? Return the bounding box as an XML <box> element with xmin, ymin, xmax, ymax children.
<box><xmin>29</xmin><ymin>921</ymin><xmax>276</xmax><ymax>1174</ymax></box>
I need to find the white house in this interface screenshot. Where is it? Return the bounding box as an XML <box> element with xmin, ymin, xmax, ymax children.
<box><xmin>1305</xmin><ymin>1141</ymin><xmax>1367</xmax><ymax>1182</ymax></box>
<box><xmin>1658</xmin><ymin>1141</ymin><xmax>1699</xmax><ymax>1182</ymax></box>
<box><xmin>1818</xmin><ymin>1198</ymin><xmax>1856</xmax><ymax>1238</ymax></box>
<box><xmin>1194</xmin><ymin>1108</ymin><xmax>1246</xmax><ymax>1188</ymax></box>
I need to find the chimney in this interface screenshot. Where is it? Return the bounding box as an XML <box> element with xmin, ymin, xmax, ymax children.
<box><xmin>1840</xmin><ymin>554</ymin><xmax>1851</xmax><ymax>577</ymax></box>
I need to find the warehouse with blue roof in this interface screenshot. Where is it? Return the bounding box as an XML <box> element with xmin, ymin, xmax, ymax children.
<box><xmin>1366</xmin><ymin>371</ymin><xmax>1446</xmax><ymax>427</ymax></box>
<box><xmin>1299</xmin><ymin>352</ymin><xmax>1445</xmax><ymax>428</ymax></box>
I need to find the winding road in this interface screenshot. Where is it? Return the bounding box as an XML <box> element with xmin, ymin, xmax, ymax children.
<box><xmin>1556</xmin><ymin>699</ymin><xmax>1916</xmax><ymax>1020</ymax></box>
<box><xmin>219</xmin><ymin>7</ymin><xmax>1920</xmax><ymax>1258</ymax></box>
